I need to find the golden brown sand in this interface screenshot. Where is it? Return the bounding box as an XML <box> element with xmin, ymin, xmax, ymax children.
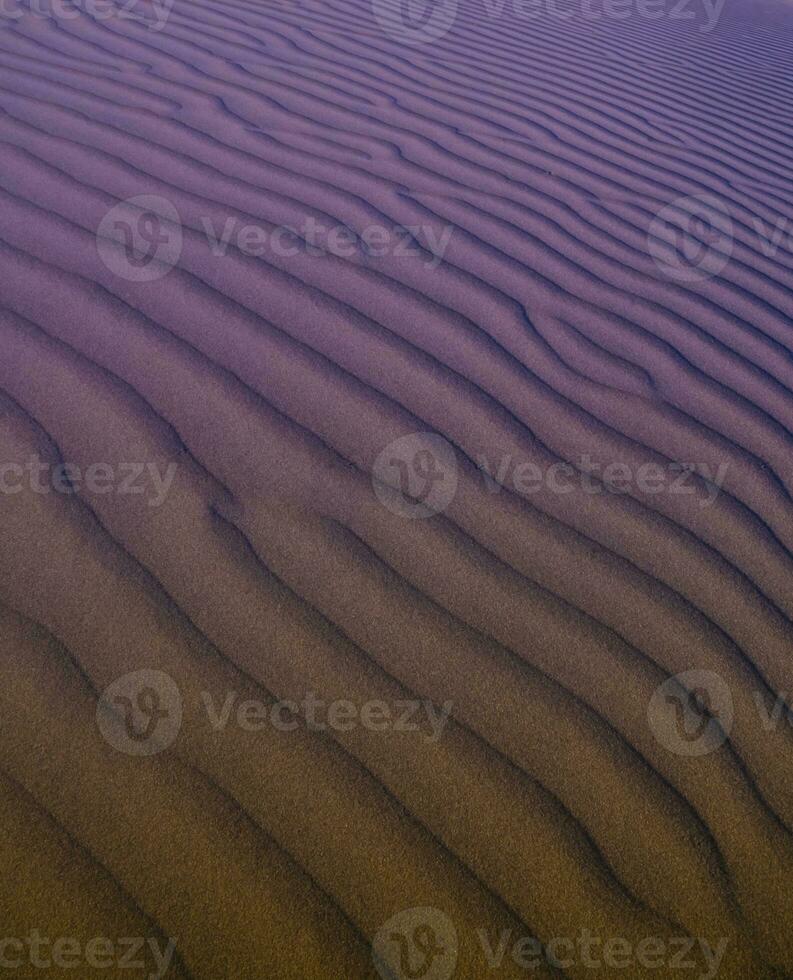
<box><xmin>1</xmin><ymin>0</ymin><xmax>793</xmax><ymax>975</ymax></box>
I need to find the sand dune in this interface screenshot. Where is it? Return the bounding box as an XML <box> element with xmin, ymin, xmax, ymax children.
<box><xmin>1</xmin><ymin>0</ymin><xmax>792</xmax><ymax>975</ymax></box>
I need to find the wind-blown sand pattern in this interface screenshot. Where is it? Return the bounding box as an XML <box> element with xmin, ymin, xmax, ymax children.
<box><xmin>1</xmin><ymin>0</ymin><xmax>792</xmax><ymax>975</ymax></box>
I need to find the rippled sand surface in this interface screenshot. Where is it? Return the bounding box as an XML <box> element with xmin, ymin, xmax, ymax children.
<box><xmin>1</xmin><ymin>0</ymin><xmax>793</xmax><ymax>975</ymax></box>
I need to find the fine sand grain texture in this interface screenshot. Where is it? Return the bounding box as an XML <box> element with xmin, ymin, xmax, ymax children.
<box><xmin>0</xmin><ymin>0</ymin><xmax>792</xmax><ymax>975</ymax></box>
